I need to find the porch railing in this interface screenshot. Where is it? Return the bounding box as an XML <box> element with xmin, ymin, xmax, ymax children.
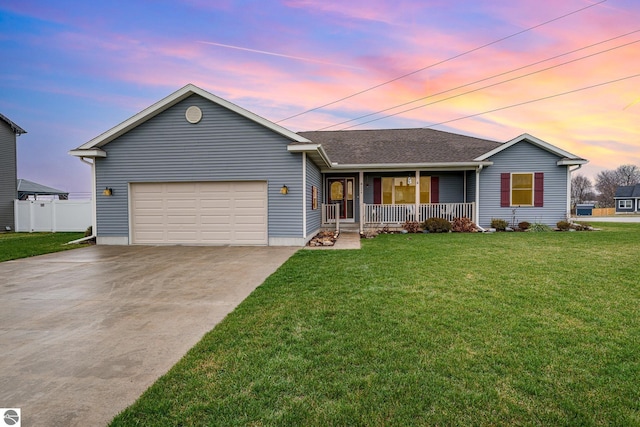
<box><xmin>322</xmin><ymin>203</ymin><xmax>340</xmax><ymax>232</ymax></box>
<box><xmin>364</xmin><ymin>203</ymin><xmax>475</xmax><ymax>224</ymax></box>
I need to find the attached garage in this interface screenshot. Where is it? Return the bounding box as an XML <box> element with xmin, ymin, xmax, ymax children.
<box><xmin>130</xmin><ymin>181</ymin><xmax>268</xmax><ymax>245</ymax></box>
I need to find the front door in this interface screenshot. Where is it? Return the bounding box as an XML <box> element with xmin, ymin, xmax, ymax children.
<box><xmin>328</xmin><ymin>178</ymin><xmax>354</xmax><ymax>220</ymax></box>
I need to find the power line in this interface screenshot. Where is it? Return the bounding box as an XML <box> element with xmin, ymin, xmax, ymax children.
<box><xmin>318</xmin><ymin>28</ymin><xmax>640</xmax><ymax>130</ymax></box>
<box><xmin>275</xmin><ymin>0</ymin><xmax>607</xmax><ymax>123</ymax></box>
<box><xmin>420</xmin><ymin>73</ymin><xmax>640</xmax><ymax>129</ymax></box>
<box><xmin>333</xmin><ymin>37</ymin><xmax>640</xmax><ymax>130</ymax></box>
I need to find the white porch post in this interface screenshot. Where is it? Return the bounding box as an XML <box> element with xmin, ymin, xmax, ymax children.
<box><xmin>415</xmin><ymin>170</ymin><xmax>420</xmax><ymax>223</ymax></box>
<box><xmin>475</xmin><ymin>166</ymin><xmax>482</xmax><ymax>225</ymax></box>
<box><xmin>359</xmin><ymin>171</ymin><xmax>364</xmax><ymax>233</ymax></box>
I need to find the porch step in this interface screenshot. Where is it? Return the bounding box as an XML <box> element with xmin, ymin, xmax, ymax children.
<box><xmin>323</xmin><ymin>223</ymin><xmax>361</xmax><ymax>232</ymax></box>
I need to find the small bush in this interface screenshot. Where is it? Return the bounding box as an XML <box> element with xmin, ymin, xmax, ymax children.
<box><xmin>402</xmin><ymin>221</ymin><xmax>421</xmax><ymax>233</ymax></box>
<box><xmin>422</xmin><ymin>217</ymin><xmax>452</xmax><ymax>233</ymax></box>
<box><xmin>557</xmin><ymin>220</ymin><xmax>571</xmax><ymax>231</ymax></box>
<box><xmin>518</xmin><ymin>221</ymin><xmax>530</xmax><ymax>231</ymax></box>
<box><xmin>84</xmin><ymin>225</ymin><xmax>93</xmax><ymax>237</ymax></box>
<box><xmin>491</xmin><ymin>218</ymin><xmax>508</xmax><ymax>231</ymax></box>
<box><xmin>451</xmin><ymin>217</ymin><xmax>478</xmax><ymax>233</ymax></box>
<box><xmin>528</xmin><ymin>222</ymin><xmax>552</xmax><ymax>232</ymax></box>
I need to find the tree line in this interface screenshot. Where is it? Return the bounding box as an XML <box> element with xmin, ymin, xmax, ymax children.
<box><xmin>572</xmin><ymin>164</ymin><xmax>640</xmax><ymax>208</ymax></box>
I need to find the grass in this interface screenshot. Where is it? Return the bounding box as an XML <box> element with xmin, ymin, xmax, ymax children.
<box><xmin>0</xmin><ymin>232</ymin><xmax>85</xmax><ymax>262</ymax></box>
<box><xmin>112</xmin><ymin>223</ymin><xmax>640</xmax><ymax>426</ymax></box>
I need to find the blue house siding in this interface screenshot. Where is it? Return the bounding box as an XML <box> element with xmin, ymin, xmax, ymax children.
<box><xmin>0</xmin><ymin>121</ymin><xmax>17</xmax><ymax>230</ymax></box>
<box><xmin>465</xmin><ymin>170</ymin><xmax>476</xmax><ymax>205</ymax></box>
<box><xmin>478</xmin><ymin>140</ymin><xmax>569</xmax><ymax>228</ymax></box>
<box><xmin>306</xmin><ymin>155</ymin><xmax>322</xmax><ymax>236</ymax></box>
<box><xmin>94</xmin><ymin>94</ymin><xmax>304</xmax><ymax>244</ymax></box>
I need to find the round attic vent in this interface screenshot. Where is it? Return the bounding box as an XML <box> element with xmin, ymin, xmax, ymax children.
<box><xmin>185</xmin><ymin>106</ymin><xmax>202</xmax><ymax>124</ymax></box>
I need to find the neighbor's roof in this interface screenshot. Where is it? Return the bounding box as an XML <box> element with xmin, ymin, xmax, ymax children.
<box><xmin>70</xmin><ymin>83</ymin><xmax>310</xmax><ymax>157</ymax></box>
<box><xmin>615</xmin><ymin>184</ymin><xmax>640</xmax><ymax>198</ymax></box>
<box><xmin>296</xmin><ymin>128</ymin><xmax>502</xmax><ymax>166</ymax></box>
<box><xmin>0</xmin><ymin>113</ymin><xmax>27</xmax><ymax>135</ymax></box>
<box><xmin>17</xmin><ymin>179</ymin><xmax>68</xmax><ymax>196</ymax></box>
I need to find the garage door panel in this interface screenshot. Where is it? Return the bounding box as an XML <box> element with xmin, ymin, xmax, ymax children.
<box><xmin>131</xmin><ymin>182</ymin><xmax>267</xmax><ymax>245</ymax></box>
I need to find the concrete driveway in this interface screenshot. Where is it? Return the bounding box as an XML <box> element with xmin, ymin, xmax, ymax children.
<box><xmin>0</xmin><ymin>245</ymin><xmax>298</xmax><ymax>427</ymax></box>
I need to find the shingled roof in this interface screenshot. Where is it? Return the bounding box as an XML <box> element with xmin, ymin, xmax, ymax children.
<box><xmin>615</xmin><ymin>184</ymin><xmax>640</xmax><ymax>198</ymax></box>
<box><xmin>297</xmin><ymin>128</ymin><xmax>502</xmax><ymax>165</ymax></box>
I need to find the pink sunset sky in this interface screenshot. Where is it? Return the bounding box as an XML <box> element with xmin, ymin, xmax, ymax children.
<box><xmin>1</xmin><ymin>0</ymin><xmax>639</xmax><ymax>197</ymax></box>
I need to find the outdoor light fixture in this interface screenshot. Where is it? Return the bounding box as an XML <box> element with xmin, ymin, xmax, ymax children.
<box><xmin>280</xmin><ymin>185</ymin><xmax>289</xmax><ymax>195</ymax></box>
<box><xmin>103</xmin><ymin>187</ymin><xmax>113</xmax><ymax>196</ymax></box>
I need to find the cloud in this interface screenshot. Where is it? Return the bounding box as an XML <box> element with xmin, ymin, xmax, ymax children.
<box><xmin>197</xmin><ymin>40</ymin><xmax>364</xmax><ymax>69</ymax></box>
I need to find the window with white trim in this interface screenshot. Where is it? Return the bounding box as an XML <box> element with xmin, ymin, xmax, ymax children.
<box><xmin>619</xmin><ymin>200</ymin><xmax>633</xmax><ymax>209</ymax></box>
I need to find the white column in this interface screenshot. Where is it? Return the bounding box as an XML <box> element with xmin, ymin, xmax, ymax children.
<box><xmin>475</xmin><ymin>166</ymin><xmax>482</xmax><ymax>225</ymax></box>
<box><xmin>359</xmin><ymin>171</ymin><xmax>364</xmax><ymax>233</ymax></box>
<box><xmin>415</xmin><ymin>170</ymin><xmax>420</xmax><ymax>222</ymax></box>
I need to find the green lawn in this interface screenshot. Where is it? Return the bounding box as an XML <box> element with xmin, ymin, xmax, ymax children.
<box><xmin>112</xmin><ymin>223</ymin><xmax>640</xmax><ymax>426</ymax></box>
<box><xmin>0</xmin><ymin>232</ymin><xmax>85</xmax><ymax>262</ymax></box>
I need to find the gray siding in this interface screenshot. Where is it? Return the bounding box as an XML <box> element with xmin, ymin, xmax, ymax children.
<box><xmin>478</xmin><ymin>141</ymin><xmax>569</xmax><ymax>227</ymax></box>
<box><xmin>465</xmin><ymin>170</ymin><xmax>476</xmax><ymax>204</ymax></box>
<box><xmin>306</xmin><ymin>154</ymin><xmax>322</xmax><ymax>236</ymax></box>
<box><xmin>0</xmin><ymin>122</ymin><xmax>17</xmax><ymax>230</ymax></box>
<box><xmin>95</xmin><ymin>94</ymin><xmax>304</xmax><ymax>241</ymax></box>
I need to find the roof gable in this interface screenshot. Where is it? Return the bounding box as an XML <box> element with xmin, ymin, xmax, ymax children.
<box><xmin>0</xmin><ymin>113</ymin><xmax>27</xmax><ymax>135</ymax></box>
<box><xmin>474</xmin><ymin>133</ymin><xmax>587</xmax><ymax>165</ymax></box>
<box><xmin>73</xmin><ymin>84</ymin><xmax>309</xmax><ymax>152</ymax></box>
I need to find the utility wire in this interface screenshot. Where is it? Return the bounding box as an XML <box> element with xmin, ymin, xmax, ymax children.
<box><xmin>420</xmin><ymin>73</ymin><xmax>640</xmax><ymax>129</ymax></box>
<box><xmin>275</xmin><ymin>0</ymin><xmax>607</xmax><ymax>123</ymax></box>
<box><xmin>333</xmin><ymin>37</ymin><xmax>640</xmax><ymax>130</ymax></box>
<box><xmin>318</xmin><ymin>29</ymin><xmax>640</xmax><ymax>130</ymax></box>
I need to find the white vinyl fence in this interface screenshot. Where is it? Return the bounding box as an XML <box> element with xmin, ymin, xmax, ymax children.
<box><xmin>14</xmin><ymin>199</ymin><xmax>92</xmax><ymax>232</ymax></box>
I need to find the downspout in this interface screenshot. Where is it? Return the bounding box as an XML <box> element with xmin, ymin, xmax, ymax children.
<box><xmin>302</xmin><ymin>152</ymin><xmax>307</xmax><ymax>240</ymax></box>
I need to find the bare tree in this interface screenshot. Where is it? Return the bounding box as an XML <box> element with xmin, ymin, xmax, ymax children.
<box><xmin>571</xmin><ymin>174</ymin><xmax>593</xmax><ymax>207</ymax></box>
<box><xmin>615</xmin><ymin>164</ymin><xmax>640</xmax><ymax>186</ymax></box>
<box><xmin>595</xmin><ymin>165</ymin><xmax>640</xmax><ymax>207</ymax></box>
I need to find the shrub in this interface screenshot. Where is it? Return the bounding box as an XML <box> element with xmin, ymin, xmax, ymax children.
<box><xmin>402</xmin><ymin>221</ymin><xmax>421</xmax><ymax>233</ymax></box>
<box><xmin>557</xmin><ymin>220</ymin><xmax>571</xmax><ymax>231</ymax></box>
<box><xmin>490</xmin><ymin>218</ymin><xmax>508</xmax><ymax>231</ymax></box>
<box><xmin>84</xmin><ymin>225</ymin><xmax>93</xmax><ymax>237</ymax></box>
<box><xmin>421</xmin><ymin>217</ymin><xmax>452</xmax><ymax>233</ymax></box>
<box><xmin>528</xmin><ymin>222</ymin><xmax>552</xmax><ymax>232</ymax></box>
<box><xmin>451</xmin><ymin>217</ymin><xmax>478</xmax><ymax>233</ymax></box>
<box><xmin>518</xmin><ymin>221</ymin><xmax>530</xmax><ymax>231</ymax></box>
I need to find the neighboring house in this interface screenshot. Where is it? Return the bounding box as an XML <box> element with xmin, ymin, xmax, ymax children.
<box><xmin>0</xmin><ymin>113</ymin><xmax>27</xmax><ymax>231</ymax></box>
<box><xmin>17</xmin><ymin>179</ymin><xmax>69</xmax><ymax>200</ymax></box>
<box><xmin>614</xmin><ymin>184</ymin><xmax>640</xmax><ymax>214</ymax></box>
<box><xmin>69</xmin><ymin>84</ymin><xmax>588</xmax><ymax>246</ymax></box>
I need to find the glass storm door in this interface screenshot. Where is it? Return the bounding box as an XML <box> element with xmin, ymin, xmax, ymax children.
<box><xmin>328</xmin><ymin>178</ymin><xmax>354</xmax><ymax>220</ymax></box>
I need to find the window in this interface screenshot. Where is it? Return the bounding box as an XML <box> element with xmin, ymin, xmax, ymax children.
<box><xmin>512</xmin><ymin>173</ymin><xmax>533</xmax><ymax>205</ymax></box>
<box><xmin>420</xmin><ymin>176</ymin><xmax>431</xmax><ymax>203</ymax></box>
<box><xmin>501</xmin><ymin>172</ymin><xmax>544</xmax><ymax>207</ymax></box>
<box><xmin>619</xmin><ymin>200</ymin><xmax>633</xmax><ymax>209</ymax></box>
<box><xmin>382</xmin><ymin>177</ymin><xmax>415</xmax><ymax>204</ymax></box>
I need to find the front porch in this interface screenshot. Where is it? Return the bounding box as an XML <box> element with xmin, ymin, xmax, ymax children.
<box><xmin>322</xmin><ymin>202</ymin><xmax>476</xmax><ymax>230</ymax></box>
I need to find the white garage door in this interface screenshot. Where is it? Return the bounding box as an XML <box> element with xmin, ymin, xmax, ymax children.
<box><xmin>130</xmin><ymin>182</ymin><xmax>268</xmax><ymax>245</ymax></box>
